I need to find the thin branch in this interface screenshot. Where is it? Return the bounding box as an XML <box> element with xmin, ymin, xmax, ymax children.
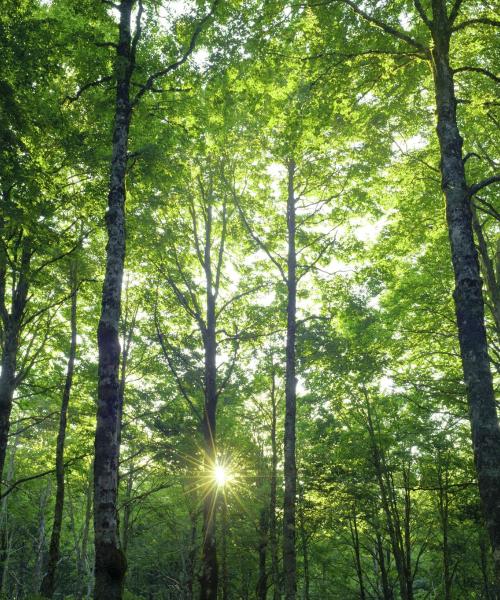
<box><xmin>474</xmin><ymin>196</ymin><xmax>500</xmax><ymax>222</ymax></box>
<box><xmin>94</xmin><ymin>41</ymin><xmax>118</xmax><ymax>49</ymax></box>
<box><xmin>452</xmin><ymin>17</ymin><xmax>500</xmax><ymax>32</ymax></box>
<box><xmin>463</xmin><ymin>152</ymin><xmax>481</xmax><ymax>163</ymax></box>
<box><xmin>297</xmin><ymin>234</ymin><xmax>338</xmax><ymax>282</ymax></box>
<box><xmin>65</xmin><ymin>76</ymin><xmax>113</xmax><ymax>103</ymax></box>
<box><xmin>214</xmin><ymin>197</ymin><xmax>228</xmax><ymax>300</ymax></box>
<box><xmin>189</xmin><ymin>197</ymin><xmax>206</xmax><ymax>270</ymax></box>
<box><xmin>413</xmin><ymin>0</ymin><xmax>432</xmax><ymax>29</ymax></box>
<box><xmin>339</xmin><ymin>0</ymin><xmax>429</xmax><ymax>53</ymax></box>
<box><xmin>468</xmin><ymin>174</ymin><xmax>500</xmax><ymax>197</ymax></box>
<box><xmin>0</xmin><ymin>453</ymin><xmax>88</xmax><ymax>499</ymax></box>
<box><xmin>156</xmin><ymin>327</ymin><xmax>202</xmax><ymax>422</ymax></box>
<box><xmin>170</xmin><ymin>247</ymin><xmax>205</xmax><ymax>331</ymax></box>
<box><xmin>454</xmin><ymin>66</ymin><xmax>500</xmax><ymax>84</ymax></box>
<box><xmin>448</xmin><ymin>0</ymin><xmax>464</xmax><ymax>26</ymax></box>
<box><xmin>216</xmin><ymin>332</ymin><xmax>239</xmax><ymax>399</ymax></box>
<box><xmin>133</xmin><ymin>0</ymin><xmax>219</xmax><ymax>105</ymax></box>
<box><xmin>215</xmin><ymin>285</ymin><xmax>266</xmax><ymax>319</ymax></box>
<box><xmin>231</xmin><ymin>189</ymin><xmax>287</xmax><ymax>283</ymax></box>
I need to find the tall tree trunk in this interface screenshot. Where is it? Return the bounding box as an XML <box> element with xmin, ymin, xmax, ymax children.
<box><xmin>430</xmin><ymin>2</ymin><xmax>500</xmax><ymax>589</ymax></box>
<box><xmin>437</xmin><ymin>455</ymin><xmax>452</xmax><ymax>600</ymax></box>
<box><xmin>40</xmin><ymin>267</ymin><xmax>78</xmax><ymax>598</ymax></box>
<box><xmin>34</xmin><ymin>479</ymin><xmax>51</xmax><ymax>593</ymax></box>
<box><xmin>221</xmin><ymin>497</ymin><xmax>229</xmax><ymax>600</ymax></box>
<box><xmin>199</xmin><ymin>201</ymin><xmax>218</xmax><ymax>600</ymax></box>
<box><xmin>365</xmin><ymin>397</ymin><xmax>410</xmax><ymax>600</ymax></box>
<box><xmin>0</xmin><ymin>430</ymin><xmax>19</xmax><ymax>593</ymax></box>
<box><xmin>93</xmin><ymin>2</ymin><xmax>135</xmax><ymax>598</ymax></box>
<box><xmin>349</xmin><ymin>510</ymin><xmax>366</xmax><ymax>600</ymax></box>
<box><xmin>471</xmin><ymin>204</ymin><xmax>500</xmax><ymax>343</ymax></box>
<box><xmin>375</xmin><ymin>531</ymin><xmax>393</xmax><ymax>600</ymax></box>
<box><xmin>256</xmin><ymin>502</ymin><xmax>269</xmax><ymax>600</ymax></box>
<box><xmin>269</xmin><ymin>366</ymin><xmax>280</xmax><ymax>600</ymax></box>
<box><xmin>283</xmin><ymin>158</ymin><xmax>297</xmax><ymax>600</ymax></box>
<box><xmin>298</xmin><ymin>486</ymin><xmax>309</xmax><ymax>600</ymax></box>
<box><xmin>121</xmin><ymin>463</ymin><xmax>133</xmax><ymax>559</ymax></box>
<box><xmin>80</xmin><ymin>465</ymin><xmax>93</xmax><ymax>600</ymax></box>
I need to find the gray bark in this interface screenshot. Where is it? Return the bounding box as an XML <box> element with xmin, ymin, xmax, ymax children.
<box><xmin>93</xmin><ymin>2</ymin><xmax>135</xmax><ymax>597</ymax></box>
<box><xmin>429</xmin><ymin>1</ymin><xmax>500</xmax><ymax>590</ymax></box>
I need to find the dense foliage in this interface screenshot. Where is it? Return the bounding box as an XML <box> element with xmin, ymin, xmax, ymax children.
<box><xmin>0</xmin><ymin>1</ymin><xmax>498</xmax><ymax>599</ymax></box>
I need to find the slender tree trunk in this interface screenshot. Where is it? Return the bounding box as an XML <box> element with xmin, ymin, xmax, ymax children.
<box><xmin>185</xmin><ymin>508</ymin><xmax>199</xmax><ymax>600</ymax></box>
<box><xmin>375</xmin><ymin>531</ymin><xmax>393</xmax><ymax>600</ymax></box>
<box><xmin>257</xmin><ymin>493</ymin><xmax>269</xmax><ymax>600</ymax></box>
<box><xmin>430</xmin><ymin>3</ymin><xmax>500</xmax><ymax>590</ymax></box>
<box><xmin>93</xmin><ymin>2</ymin><xmax>135</xmax><ymax>598</ymax></box>
<box><xmin>402</xmin><ymin>464</ymin><xmax>413</xmax><ymax>597</ymax></box>
<box><xmin>437</xmin><ymin>457</ymin><xmax>452</xmax><ymax>600</ymax></box>
<box><xmin>349</xmin><ymin>511</ymin><xmax>366</xmax><ymax>600</ymax></box>
<box><xmin>0</xmin><ymin>430</ymin><xmax>18</xmax><ymax>592</ymax></box>
<box><xmin>221</xmin><ymin>498</ymin><xmax>229</xmax><ymax>600</ymax></box>
<box><xmin>40</xmin><ymin>268</ymin><xmax>78</xmax><ymax>598</ymax></box>
<box><xmin>79</xmin><ymin>466</ymin><xmax>94</xmax><ymax>600</ymax></box>
<box><xmin>471</xmin><ymin>204</ymin><xmax>500</xmax><ymax>342</ymax></box>
<box><xmin>298</xmin><ymin>487</ymin><xmax>309</xmax><ymax>600</ymax></box>
<box><xmin>121</xmin><ymin>463</ymin><xmax>134</xmax><ymax>558</ymax></box>
<box><xmin>283</xmin><ymin>158</ymin><xmax>297</xmax><ymax>600</ymax></box>
<box><xmin>199</xmin><ymin>201</ymin><xmax>219</xmax><ymax>600</ymax></box>
<box><xmin>365</xmin><ymin>398</ymin><xmax>410</xmax><ymax>600</ymax></box>
<box><xmin>34</xmin><ymin>479</ymin><xmax>51</xmax><ymax>593</ymax></box>
<box><xmin>269</xmin><ymin>366</ymin><xmax>280</xmax><ymax>600</ymax></box>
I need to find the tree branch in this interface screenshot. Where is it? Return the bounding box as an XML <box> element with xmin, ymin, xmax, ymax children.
<box><xmin>339</xmin><ymin>0</ymin><xmax>429</xmax><ymax>53</ymax></box>
<box><xmin>0</xmin><ymin>453</ymin><xmax>88</xmax><ymax>499</ymax></box>
<box><xmin>132</xmin><ymin>0</ymin><xmax>219</xmax><ymax>105</ymax></box>
<box><xmin>155</xmin><ymin>320</ymin><xmax>202</xmax><ymax>422</ymax></box>
<box><xmin>452</xmin><ymin>17</ymin><xmax>500</xmax><ymax>32</ymax></box>
<box><xmin>413</xmin><ymin>0</ymin><xmax>432</xmax><ymax>29</ymax></box>
<box><xmin>230</xmin><ymin>187</ymin><xmax>287</xmax><ymax>283</ymax></box>
<box><xmin>65</xmin><ymin>76</ymin><xmax>113</xmax><ymax>103</ymax></box>
<box><xmin>468</xmin><ymin>174</ymin><xmax>500</xmax><ymax>197</ymax></box>
<box><xmin>454</xmin><ymin>66</ymin><xmax>500</xmax><ymax>84</ymax></box>
<box><xmin>448</xmin><ymin>0</ymin><xmax>464</xmax><ymax>26</ymax></box>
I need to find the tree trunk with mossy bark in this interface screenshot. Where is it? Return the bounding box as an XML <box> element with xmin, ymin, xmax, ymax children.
<box><xmin>430</xmin><ymin>1</ymin><xmax>500</xmax><ymax>591</ymax></box>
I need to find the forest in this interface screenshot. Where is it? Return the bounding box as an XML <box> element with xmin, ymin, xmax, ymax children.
<box><xmin>1</xmin><ymin>0</ymin><xmax>499</xmax><ymax>599</ymax></box>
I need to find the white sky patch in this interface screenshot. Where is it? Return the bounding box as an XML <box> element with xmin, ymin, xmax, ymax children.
<box><xmin>267</xmin><ymin>163</ymin><xmax>287</xmax><ymax>198</ymax></box>
<box><xmin>254</xmin><ymin>289</ymin><xmax>275</xmax><ymax>307</ymax></box>
<box><xmin>191</xmin><ymin>47</ymin><xmax>210</xmax><ymax>70</ymax></box>
<box><xmin>356</xmin><ymin>91</ymin><xmax>377</xmax><ymax>105</ymax></box>
<box><xmin>398</xmin><ymin>11</ymin><xmax>412</xmax><ymax>29</ymax></box>
<box><xmin>351</xmin><ymin>216</ymin><xmax>387</xmax><ymax>243</ymax></box>
<box><xmin>367</xmin><ymin>295</ymin><xmax>381</xmax><ymax>309</ymax></box>
<box><xmin>379</xmin><ymin>375</ymin><xmax>395</xmax><ymax>393</ymax></box>
<box><xmin>297</xmin><ymin>376</ymin><xmax>308</xmax><ymax>396</ymax></box>
<box><xmin>392</xmin><ymin>134</ymin><xmax>428</xmax><ymax>154</ymax></box>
